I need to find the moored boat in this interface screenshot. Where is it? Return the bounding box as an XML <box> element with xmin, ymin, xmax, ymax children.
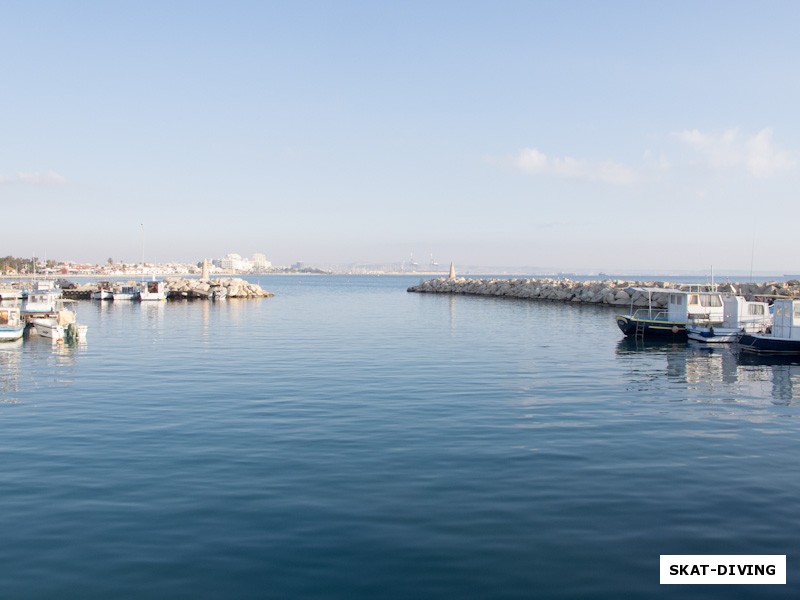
<box><xmin>686</xmin><ymin>295</ymin><xmax>772</xmax><ymax>343</ymax></box>
<box><xmin>29</xmin><ymin>316</ymin><xmax>65</xmax><ymax>340</ymax></box>
<box><xmin>113</xmin><ymin>285</ymin><xmax>141</xmax><ymax>301</ymax></box>
<box><xmin>616</xmin><ymin>286</ymin><xmax>725</xmax><ymax>338</ymax></box>
<box><xmin>139</xmin><ymin>279</ymin><xmax>168</xmax><ymax>301</ymax></box>
<box><xmin>91</xmin><ymin>281</ymin><xmax>113</xmax><ymax>300</ymax></box>
<box><xmin>738</xmin><ymin>298</ymin><xmax>800</xmax><ymax>354</ymax></box>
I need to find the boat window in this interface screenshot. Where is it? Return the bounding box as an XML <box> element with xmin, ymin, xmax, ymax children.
<box><xmin>0</xmin><ymin>310</ymin><xmax>7</xmax><ymax>325</ymax></box>
<box><xmin>689</xmin><ymin>294</ymin><xmax>699</xmax><ymax>306</ymax></box>
<box><xmin>794</xmin><ymin>305</ymin><xmax>800</xmax><ymax>320</ymax></box>
<box><xmin>697</xmin><ymin>294</ymin><xmax>722</xmax><ymax>307</ymax></box>
<box><xmin>748</xmin><ymin>305</ymin><xmax>764</xmax><ymax>315</ymax></box>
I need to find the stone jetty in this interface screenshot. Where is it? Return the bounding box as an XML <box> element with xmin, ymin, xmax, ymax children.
<box><xmin>407</xmin><ymin>277</ymin><xmax>800</xmax><ymax>307</ymax></box>
<box><xmin>70</xmin><ymin>278</ymin><xmax>273</xmax><ymax>299</ymax></box>
<box><xmin>163</xmin><ymin>277</ymin><xmax>273</xmax><ymax>299</ymax></box>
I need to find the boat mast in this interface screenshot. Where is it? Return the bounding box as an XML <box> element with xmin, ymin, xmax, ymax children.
<box><xmin>140</xmin><ymin>223</ymin><xmax>145</xmax><ymax>285</ymax></box>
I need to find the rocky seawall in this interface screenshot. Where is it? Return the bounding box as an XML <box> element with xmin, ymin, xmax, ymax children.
<box><xmin>163</xmin><ymin>277</ymin><xmax>273</xmax><ymax>298</ymax></box>
<box><xmin>70</xmin><ymin>278</ymin><xmax>273</xmax><ymax>299</ymax></box>
<box><xmin>407</xmin><ymin>277</ymin><xmax>800</xmax><ymax>307</ymax></box>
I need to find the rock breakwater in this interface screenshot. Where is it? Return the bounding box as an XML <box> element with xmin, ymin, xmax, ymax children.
<box><xmin>407</xmin><ymin>277</ymin><xmax>800</xmax><ymax>307</ymax></box>
<box><xmin>71</xmin><ymin>278</ymin><xmax>274</xmax><ymax>299</ymax></box>
<box><xmin>164</xmin><ymin>277</ymin><xmax>274</xmax><ymax>299</ymax></box>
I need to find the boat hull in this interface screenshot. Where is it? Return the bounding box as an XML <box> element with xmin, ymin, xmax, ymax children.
<box><xmin>0</xmin><ymin>327</ymin><xmax>25</xmax><ymax>342</ymax></box>
<box><xmin>139</xmin><ymin>292</ymin><xmax>167</xmax><ymax>301</ymax></box>
<box><xmin>91</xmin><ymin>290</ymin><xmax>112</xmax><ymax>300</ymax></box>
<box><xmin>29</xmin><ymin>318</ymin><xmax>65</xmax><ymax>340</ymax></box>
<box><xmin>686</xmin><ymin>325</ymin><xmax>741</xmax><ymax>344</ymax></box>
<box><xmin>738</xmin><ymin>333</ymin><xmax>800</xmax><ymax>355</ymax></box>
<box><xmin>616</xmin><ymin>315</ymin><xmax>687</xmax><ymax>337</ymax></box>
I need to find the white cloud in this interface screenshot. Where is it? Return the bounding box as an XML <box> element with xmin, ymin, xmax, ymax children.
<box><xmin>512</xmin><ymin>148</ymin><xmax>639</xmax><ymax>185</ymax></box>
<box><xmin>672</xmin><ymin>127</ymin><xmax>794</xmax><ymax>177</ymax></box>
<box><xmin>0</xmin><ymin>170</ymin><xmax>68</xmax><ymax>185</ymax></box>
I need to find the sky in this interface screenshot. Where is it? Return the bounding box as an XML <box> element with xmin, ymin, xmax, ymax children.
<box><xmin>2</xmin><ymin>0</ymin><xmax>800</xmax><ymax>274</ymax></box>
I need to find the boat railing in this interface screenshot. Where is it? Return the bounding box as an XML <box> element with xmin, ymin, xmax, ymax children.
<box><xmin>631</xmin><ymin>307</ymin><xmax>667</xmax><ymax>321</ymax></box>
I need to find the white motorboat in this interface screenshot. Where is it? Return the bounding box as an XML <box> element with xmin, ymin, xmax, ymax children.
<box><xmin>91</xmin><ymin>282</ymin><xmax>113</xmax><ymax>300</ymax></box>
<box><xmin>139</xmin><ymin>279</ymin><xmax>168</xmax><ymax>301</ymax></box>
<box><xmin>29</xmin><ymin>316</ymin><xmax>65</xmax><ymax>340</ymax></box>
<box><xmin>686</xmin><ymin>295</ymin><xmax>772</xmax><ymax>343</ymax></box>
<box><xmin>113</xmin><ymin>285</ymin><xmax>141</xmax><ymax>301</ymax></box>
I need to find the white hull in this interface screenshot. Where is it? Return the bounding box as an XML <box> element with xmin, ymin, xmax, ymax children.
<box><xmin>140</xmin><ymin>281</ymin><xmax>168</xmax><ymax>301</ymax></box>
<box><xmin>91</xmin><ymin>290</ymin><xmax>113</xmax><ymax>300</ymax></box>
<box><xmin>139</xmin><ymin>291</ymin><xmax>167</xmax><ymax>301</ymax></box>
<box><xmin>686</xmin><ymin>326</ymin><xmax>741</xmax><ymax>344</ymax></box>
<box><xmin>30</xmin><ymin>318</ymin><xmax>65</xmax><ymax>340</ymax></box>
<box><xmin>113</xmin><ymin>292</ymin><xmax>138</xmax><ymax>301</ymax></box>
<box><xmin>0</xmin><ymin>327</ymin><xmax>25</xmax><ymax>342</ymax></box>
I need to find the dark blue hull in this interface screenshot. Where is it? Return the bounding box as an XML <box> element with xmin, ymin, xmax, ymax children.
<box><xmin>738</xmin><ymin>333</ymin><xmax>800</xmax><ymax>354</ymax></box>
<box><xmin>615</xmin><ymin>315</ymin><xmax>687</xmax><ymax>338</ymax></box>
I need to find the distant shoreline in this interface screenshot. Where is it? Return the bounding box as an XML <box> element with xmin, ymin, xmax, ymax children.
<box><xmin>2</xmin><ymin>272</ymin><xmax>798</xmax><ymax>281</ymax></box>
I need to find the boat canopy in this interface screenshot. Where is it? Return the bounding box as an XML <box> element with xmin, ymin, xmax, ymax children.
<box><xmin>624</xmin><ymin>285</ymin><xmax>724</xmax><ymax>322</ymax></box>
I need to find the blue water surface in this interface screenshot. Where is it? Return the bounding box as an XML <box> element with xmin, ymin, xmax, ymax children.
<box><xmin>1</xmin><ymin>275</ymin><xmax>798</xmax><ymax>599</ymax></box>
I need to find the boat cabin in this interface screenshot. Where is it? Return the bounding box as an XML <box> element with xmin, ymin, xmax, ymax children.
<box><xmin>630</xmin><ymin>286</ymin><xmax>725</xmax><ymax>323</ymax></box>
<box><xmin>722</xmin><ymin>296</ymin><xmax>771</xmax><ymax>330</ymax></box>
<box><xmin>23</xmin><ymin>280</ymin><xmax>63</xmax><ymax>313</ymax></box>
<box><xmin>770</xmin><ymin>299</ymin><xmax>800</xmax><ymax>340</ymax></box>
<box><xmin>666</xmin><ymin>290</ymin><xmax>724</xmax><ymax>322</ymax></box>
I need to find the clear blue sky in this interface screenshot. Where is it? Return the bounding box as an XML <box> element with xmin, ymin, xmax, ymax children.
<box><xmin>2</xmin><ymin>1</ymin><xmax>799</xmax><ymax>273</ymax></box>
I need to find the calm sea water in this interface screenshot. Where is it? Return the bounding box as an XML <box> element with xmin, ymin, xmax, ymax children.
<box><xmin>1</xmin><ymin>275</ymin><xmax>798</xmax><ymax>599</ymax></box>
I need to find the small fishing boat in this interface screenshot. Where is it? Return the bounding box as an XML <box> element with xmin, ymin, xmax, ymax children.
<box><xmin>738</xmin><ymin>298</ymin><xmax>800</xmax><ymax>354</ymax></box>
<box><xmin>616</xmin><ymin>286</ymin><xmax>725</xmax><ymax>338</ymax></box>
<box><xmin>113</xmin><ymin>285</ymin><xmax>141</xmax><ymax>301</ymax></box>
<box><xmin>139</xmin><ymin>279</ymin><xmax>168</xmax><ymax>301</ymax></box>
<box><xmin>91</xmin><ymin>281</ymin><xmax>113</xmax><ymax>300</ymax></box>
<box><xmin>686</xmin><ymin>295</ymin><xmax>772</xmax><ymax>343</ymax></box>
<box><xmin>0</xmin><ymin>306</ymin><xmax>25</xmax><ymax>342</ymax></box>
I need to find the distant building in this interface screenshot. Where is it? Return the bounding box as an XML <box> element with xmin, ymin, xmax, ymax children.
<box><xmin>252</xmin><ymin>253</ymin><xmax>272</xmax><ymax>270</ymax></box>
<box><xmin>213</xmin><ymin>253</ymin><xmax>251</xmax><ymax>272</ymax></box>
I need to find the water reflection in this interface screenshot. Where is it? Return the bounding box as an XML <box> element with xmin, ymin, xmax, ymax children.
<box><xmin>615</xmin><ymin>338</ymin><xmax>800</xmax><ymax>404</ymax></box>
<box><xmin>0</xmin><ymin>338</ymin><xmax>23</xmax><ymax>400</ymax></box>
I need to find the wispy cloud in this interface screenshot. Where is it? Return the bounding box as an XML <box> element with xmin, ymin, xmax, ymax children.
<box><xmin>510</xmin><ymin>148</ymin><xmax>639</xmax><ymax>185</ymax></box>
<box><xmin>672</xmin><ymin>127</ymin><xmax>794</xmax><ymax>177</ymax></box>
<box><xmin>0</xmin><ymin>170</ymin><xmax>68</xmax><ymax>185</ymax></box>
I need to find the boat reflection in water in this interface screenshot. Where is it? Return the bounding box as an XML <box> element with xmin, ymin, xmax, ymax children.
<box><xmin>616</xmin><ymin>337</ymin><xmax>800</xmax><ymax>405</ymax></box>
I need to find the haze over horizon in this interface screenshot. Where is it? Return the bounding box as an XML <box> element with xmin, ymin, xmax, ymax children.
<box><xmin>2</xmin><ymin>1</ymin><xmax>799</xmax><ymax>273</ymax></box>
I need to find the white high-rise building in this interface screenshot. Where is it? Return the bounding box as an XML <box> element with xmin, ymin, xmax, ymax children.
<box><xmin>252</xmin><ymin>253</ymin><xmax>271</xmax><ymax>270</ymax></box>
<box><xmin>214</xmin><ymin>253</ymin><xmax>252</xmax><ymax>272</ymax></box>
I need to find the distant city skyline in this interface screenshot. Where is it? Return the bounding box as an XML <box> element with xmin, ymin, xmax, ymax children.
<box><xmin>2</xmin><ymin>1</ymin><xmax>799</xmax><ymax>273</ymax></box>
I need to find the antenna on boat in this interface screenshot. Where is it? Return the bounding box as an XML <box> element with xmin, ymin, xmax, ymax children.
<box><xmin>140</xmin><ymin>223</ymin><xmax>145</xmax><ymax>284</ymax></box>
